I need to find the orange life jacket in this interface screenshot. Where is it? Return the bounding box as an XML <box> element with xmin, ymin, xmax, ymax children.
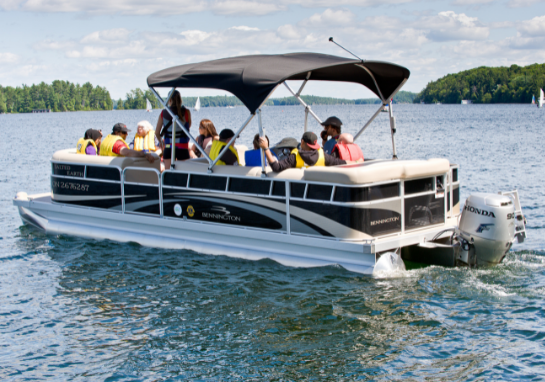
<box><xmin>332</xmin><ymin>143</ymin><xmax>364</xmax><ymax>161</ymax></box>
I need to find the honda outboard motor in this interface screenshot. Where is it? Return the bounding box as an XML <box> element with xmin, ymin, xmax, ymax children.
<box><xmin>457</xmin><ymin>193</ymin><xmax>515</xmax><ymax>266</ymax></box>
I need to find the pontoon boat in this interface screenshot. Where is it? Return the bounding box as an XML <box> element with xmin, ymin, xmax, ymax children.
<box><xmin>13</xmin><ymin>53</ymin><xmax>527</xmax><ymax>274</ymax></box>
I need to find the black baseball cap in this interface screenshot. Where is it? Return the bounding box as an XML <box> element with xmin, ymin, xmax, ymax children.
<box><xmin>301</xmin><ymin>131</ymin><xmax>320</xmax><ymax>150</ymax></box>
<box><xmin>321</xmin><ymin>116</ymin><xmax>342</xmax><ymax>129</ymax></box>
<box><xmin>112</xmin><ymin>123</ymin><xmax>130</xmax><ymax>134</ymax></box>
<box><xmin>219</xmin><ymin>129</ymin><xmax>236</xmax><ymax>140</ymax></box>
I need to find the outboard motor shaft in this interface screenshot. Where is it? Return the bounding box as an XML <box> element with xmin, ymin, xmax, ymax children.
<box><xmin>458</xmin><ymin>193</ymin><xmax>515</xmax><ymax>266</ymax></box>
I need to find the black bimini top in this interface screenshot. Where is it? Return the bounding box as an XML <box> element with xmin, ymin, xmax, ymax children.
<box><xmin>147</xmin><ymin>53</ymin><xmax>410</xmax><ymax>114</ymax></box>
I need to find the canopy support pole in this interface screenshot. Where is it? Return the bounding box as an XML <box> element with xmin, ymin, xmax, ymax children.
<box><xmin>356</xmin><ymin>64</ymin><xmax>385</xmax><ymax>103</ymax></box>
<box><xmin>388</xmin><ymin>100</ymin><xmax>398</xmax><ymax>159</ymax></box>
<box><xmin>257</xmin><ymin>109</ymin><xmax>266</xmax><ymax>177</ymax></box>
<box><xmin>354</xmin><ymin>103</ymin><xmax>384</xmax><ymax>141</ymax></box>
<box><xmin>296</xmin><ymin>72</ymin><xmax>311</xmax><ymax>97</ymax></box>
<box><xmin>150</xmin><ymin>87</ymin><xmax>213</xmax><ymax>167</ymax></box>
<box><xmin>283</xmin><ymin>82</ymin><xmax>322</xmax><ymax>125</ymax></box>
<box><xmin>208</xmin><ymin>113</ymin><xmax>255</xmax><ymax>172</ymax></box>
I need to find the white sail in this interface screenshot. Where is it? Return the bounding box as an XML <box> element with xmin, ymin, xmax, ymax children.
<box><xmin>195</xmin><ymin>96</ymin><xmax>201</xmax><ymax>112</ymax></box>
<box><xmin>539</xmin><ymin>88</ymin><xmax>544</xmax><ymax>108</ymax></box>
<box><xmin>146</xmin><ymin>99</ymin><xmax>152</xmax><ymax>112</ymax></box>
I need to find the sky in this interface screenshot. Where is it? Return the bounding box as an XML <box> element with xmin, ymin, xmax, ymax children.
<box><xmin>0</xmin><ymin>0</ymin><xmax>544</xmax><ymax>100</ymax></box>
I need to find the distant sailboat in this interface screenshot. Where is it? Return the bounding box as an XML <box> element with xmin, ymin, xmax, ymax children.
<box><xmin>532</xmin><ymin>95</ymin><xmax>536</xmax><ymax>105</ymax></box>
<box><xmin>194</xmin><ymin>96</ymin><xmax>201</xmax><ymax>112</ymax></box>
<box><xmin>146</xmin><ymin>98</ymin><xmax>152</xmax><ymax>112</ymax></box>
<box><xmin>538</xmin><ymin>88</ymin><xmax>544</xmax><ymax>109</ymax></box>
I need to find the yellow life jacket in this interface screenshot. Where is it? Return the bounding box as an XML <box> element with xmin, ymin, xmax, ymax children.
<box><xmin>291</xmin><ymin>148</ymin><xmax>325</xmax><ymax>168</ymax></box>
<box><xmin>133</xmin><ymin>131</ymin><xmax>156</xmax><ymax>152</ymax></box>
<box><xmin>100</xmin><ymin>134</ymin><xmax>129</xmax><ymax>157</ymax></box>
<box><xmin>209</xmin><ymin>140</ymin><xmax>239</xmax><ymax>165</ymax></box>
<box><xmin>76</xmin><ymin>138</ymin><xmax>97</xmax><ymax>155</ymax></box>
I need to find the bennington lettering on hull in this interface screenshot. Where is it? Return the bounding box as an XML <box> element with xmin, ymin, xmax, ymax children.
<box><xmin>464</xmin><ymin>205</ymin><xmax>496</xmax><ymax>218</ymax></box>
<box><xmin>202</xmin><ymin>212</ymin><xmax>241</xmax><ymax>222</ymax></box>
<box><xmin>370</xmin><ymin>216</ymin><xmax>400</xmax><ymax>226</ymax></box>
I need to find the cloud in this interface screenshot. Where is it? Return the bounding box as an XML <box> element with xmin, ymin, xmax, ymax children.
<box><xmin>292</xmin><ymin>0</ymin><xmax>416</xmax><ymax>6</ymax></box>
<box><xmin>507</xmin><ymin>0</ymin><xmax>544</xmax><ymax>7</ymax></box>
<box><xmin>517</xmin><ymin>15</ymin><xmax>545</xmax><ymax>36</ymax></box>
<box><xmin>299</xmin><ymin>9</ymin><xmax>355</xmax><ymax>27</ymax></box>
<box><xmin>80</xmin><ymin>28</ymin><xmax>131</xmax><ymax>44</ymax></box>
<box><xmin>2</xmin><ymin>0</ymin><xmax>207</xmax><ymax>15</ymax></box>
<box><xmin>450</xmin><ymin>0</ymin><xmax>494</xmax><ymax>4</ymax></box>
<box><xmin>0</xmin><ymin>52</ymin><xmax>20</xmax><ymax>63</ymax></box>
<box><xmin>420</xmin><ymin>11</ymin><xmax>489</xmax><ymax>41</ymax></box>
<box><xmin>1</xmin><ymin>0</ymin><xmax>422</xmax><ymax>16</ymax></box>
<box><xmin>277</xmin><ymin>24</ymin><xmax>301</xmax><ymax>40</ymax></box>
<box><xmin>211</xmin><ymin>1</ymin><xmax>286</xmax><ymax>16</ymax></box>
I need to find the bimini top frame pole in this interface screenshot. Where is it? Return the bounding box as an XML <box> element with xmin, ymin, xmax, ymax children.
<box><xmin>149</xmin><ymin>87</ymin><xmax>214</xmax><ymax>167</ymax></box>
<box><xmin>283</xmin><ymin>79</ymin><xmax>323</xmax><ymax>131</ymax></box>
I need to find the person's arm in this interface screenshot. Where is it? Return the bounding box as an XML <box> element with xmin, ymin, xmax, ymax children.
<box><xmin>270</xmin><ymin>154</ymin><xmax>296</xmax><ymax>172</ymax></box>
<box><xmin>154</xmin><ymin>136</ymin><xmax>162</xmax><ymax>156</ymax></box>
<box><xmin>117</xmin><ymin>144</ymin><xmax>156</xmax><ymax>163</ymax></box>
<box><xmin>185</xmin><ymin>108</ymin><xmax>192</xmax><ymax>128</ymax></box>
<box><xmin>189</xmin><ymin>144</ymin><xmax>198</xmax><ymax>158</ymax></box>
<box><xmin>155</xmin><ymin>113</ymin><xmax>163</xmax><ymax>149</ymax></box>
<box><xmin>259</xmin><ymin>136</ymin><xmax>295</xmax><ymax>172</ymax></box>
<box><xmin>324</xmin><ymin>152</ymin><xmax>347</xmax><ymax>166</ymax></box>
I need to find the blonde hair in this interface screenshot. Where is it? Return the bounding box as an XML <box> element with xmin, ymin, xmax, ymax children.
<box><xmin>137</xmin><ymin>120</ymin><xmax>154</xmax><ymax>134</ymax></box>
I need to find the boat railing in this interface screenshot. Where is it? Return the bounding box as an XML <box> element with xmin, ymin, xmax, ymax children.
<box><xmin>122</xmin><ymin>167</ymin><xmax>162</xmax><ymax>216</ymax></box>
<box><xmin>50</xmin><ymin>158</ymin><xmax>460</xmax><ymax>241</ymax></box>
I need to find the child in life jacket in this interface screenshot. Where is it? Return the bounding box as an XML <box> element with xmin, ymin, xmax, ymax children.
<box><xmin>331</xmin><ymin>133</ymin><xmax>364</xmax><ymax>162</ymax></box>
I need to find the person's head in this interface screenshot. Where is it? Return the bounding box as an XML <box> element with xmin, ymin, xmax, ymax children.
<box><xmin>300</xmin><ymin>131</ymin><xmax>321</xmax><ymax>151</ymax></box>
<box><xmin>84</xmin><ymin>129</ymin><xmax>102</xmax><ymax>147</ymax></box>
<box><xmin>321</xmin><ymin>116</ymin><xmax>342</xmax><ymax>136</ymax></box>
<box><xmin>168</xmin><ymin>90</ymin><xmax>184</xmax><ymax>119</ymax></box>
<box><xmin>338</xmin><ymin>133</ymin><xmax>354</xmax><ymax>144</ymax></box>
<box><xmin>199</xmin><ymin>119</ymin><xmax>218</xmax><ymax>138</ymax></box>
<box><xmin>112</xmin><ymin>123</ymin><xmax>130</xmax><ymax>140</ymax></box>
<box><xmin>136</xmin><ymin>120</ymin><xmax>153</xmax><ymax>136</ymax></box>
<box><xmin>253</xmin><ymin>134</ymin><xmax>269</xmax><ymax>150</ymax></box>
<box><xmin>219</xmin><ymin>129</ymin><xmax>236</xmax><ymax>143</ymax></box>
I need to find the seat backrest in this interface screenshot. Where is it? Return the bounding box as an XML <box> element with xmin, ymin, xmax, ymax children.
<box><xmin>303</xmin><ymin>158</ymin><xmax>450</xmax><ymax>185</ymax></box>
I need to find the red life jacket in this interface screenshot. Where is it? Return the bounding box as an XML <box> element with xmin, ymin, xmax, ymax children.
<box><xmin>333</xmin><ymin>143</ymin><xmax>364</xmax><ymax>161</ymax></box>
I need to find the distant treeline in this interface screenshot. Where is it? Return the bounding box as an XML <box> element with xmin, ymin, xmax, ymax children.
<box><xmin>0</xmin><ymin>81</ymin><xmax>113</xmax><ymax>113</ymax></box>
<box><xmin>115</xmin><ymin>89</ymin><xmax>417</xmax><ymax>109</ymax></box>
<box><xmin>414</xmin><ymin>63</ymin><xmax>545</xmax><ymax>104</ymax></box>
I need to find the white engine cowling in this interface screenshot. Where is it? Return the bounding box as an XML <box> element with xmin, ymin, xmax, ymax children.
<box><xmin>458</xmin><ymin>193</ymin><xmax>515</xmax><ymax>265</ymax></box>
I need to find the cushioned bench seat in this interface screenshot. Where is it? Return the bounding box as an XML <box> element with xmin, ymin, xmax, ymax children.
<box><xmin>52</xmin><ymin>149</ymin><xmax>161</xmax><ymax>184</ymax></box>
<box><xmin>304</xmin><ymin>158</ymin><xmax>450</xmax><ymax>184</ymax></box>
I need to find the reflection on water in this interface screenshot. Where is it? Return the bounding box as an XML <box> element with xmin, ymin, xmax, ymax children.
<box><xmin>1</xmin><ymin>105</ymin><xmax>545</xmax><ymax>380</ymax></box>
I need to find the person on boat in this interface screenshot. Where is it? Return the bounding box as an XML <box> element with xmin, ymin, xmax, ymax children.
<box><xmin>209</xmin><ymin>129</ymin><xmax>239</xmax><ymax>166</ymax></box>
<box><xmin>258</xmin><ymin>131</ymin><xmax>352</xmax><ymax>172</ymax></box>
<box><xmin>100</xmin><ymin>123</ymin><xmax>155</xmax><ymax>163</ymax></box>
<box><xmin>321</xmin><ymin>116</ymin><xmax>342</xmax><ymax>155</ymax></box>
<box><xmin>244</xmin><ymin>134</ymin><xmax>277</xmax><ymax>167</ymax></box>
<box><xmin>129</xmin><ymin>120</ymin><xmax>162</xmax><ymax>156</ymax></box>
<box><xmin>271</xmin><ymin>137</ymin><xmax>299</xmax><ymax>161</ymax></box>
<box><xmin>331</xmin><ymin>133</ymin><xmax>364</xmax><ymax>161</ymax></box>
<box><xmin>189</xmin><ymin>119</ymin><xmax>219</xmax><ymax>159</ymax></box>
<box><xmin>155</xmin><ymin>90</ymin><xmax>191</xmax><ymax>169</ymax></box>
<box><xmin>77</xmin><ymin>129</ymin><xmax>102</xmax><ymax>155</ymax></box>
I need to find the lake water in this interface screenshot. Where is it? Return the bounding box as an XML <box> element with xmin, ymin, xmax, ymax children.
<box><xmin>1</xmin><ymin>104</ymin><xmax>545</xmax><ymax>380</ymax></box>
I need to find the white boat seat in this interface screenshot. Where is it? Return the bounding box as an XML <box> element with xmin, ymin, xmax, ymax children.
<box><xmin>52</xmin><ymin>149</ymin><xmax>161</xmax><ymax>184</ymax></box>
<box><xmin>303</xmin><ymin>158</ymin><xmax>450</xmax><ymax>185</ymax></box>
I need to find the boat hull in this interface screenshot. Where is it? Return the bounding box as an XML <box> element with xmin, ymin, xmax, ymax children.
<box><xmin>14</xmin><ymin>194</ymin><xmax>379</xmax><ymax>274</ymax></box>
